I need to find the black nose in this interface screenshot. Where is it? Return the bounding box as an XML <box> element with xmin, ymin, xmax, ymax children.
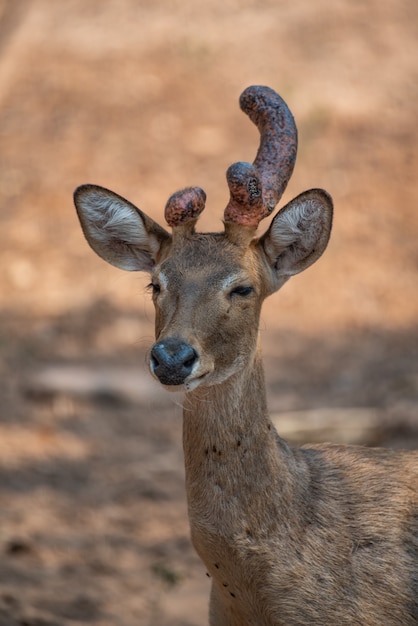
<box><xmin>150</xmin><ymin>338</ymin><xmax>198</xmax><ymax>386</ymax></box>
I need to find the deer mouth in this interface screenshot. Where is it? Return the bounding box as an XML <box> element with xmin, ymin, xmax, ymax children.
<box><xmin>184</xmin><ymin>372</ymin><xmax>211</xmax><ymax>392</ymax></box>
<box><xmin>149</xmin><ymin>370</ymin><xmax>211</xmax><ymax>393</ymax></box>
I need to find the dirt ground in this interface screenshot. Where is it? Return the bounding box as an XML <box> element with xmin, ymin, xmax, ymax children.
<box><xmin>0</xmin><ymin>0</ymin><xmax>417</xmax><ymax>624</ymax></box>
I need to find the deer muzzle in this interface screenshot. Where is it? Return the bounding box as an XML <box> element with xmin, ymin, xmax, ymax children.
<box><xmin>150</xmin><ymin>337</ymin><xmax>199</xmax><ymax>386</ymax></box>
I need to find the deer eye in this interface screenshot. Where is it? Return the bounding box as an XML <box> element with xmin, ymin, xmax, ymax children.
<box><xmin>230</xmin><ymin>285</ymin><xmax>254</xmax><ymax>298</ymax></box>
<box><xmin>147</xmin><ymin>282</ymin><xmax>161</xmax><ymax>296</ymax></box>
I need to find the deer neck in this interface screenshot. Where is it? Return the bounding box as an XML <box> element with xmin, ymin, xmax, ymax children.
<box><xmin>182</xmin><ymin>346</ymin><xmax>301</xmax><ymax>544</ymax></box>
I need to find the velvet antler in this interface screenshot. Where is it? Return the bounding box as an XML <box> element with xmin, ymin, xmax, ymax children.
<box><xmin>224</xmin><ymin>86</ymin><xmax>298</xmax><ymax>233</ymax></box>
<box><xmin>164</xmin><ymin>86</ymin><xmax>296</xmax><ymax>241</ymax></box>
<box><xmin>165</xmin><ymin>186</ymin><xmax>206</xmax><ymax>232</ymax></box>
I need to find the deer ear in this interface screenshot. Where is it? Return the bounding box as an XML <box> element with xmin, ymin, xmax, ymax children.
<box><xmin>260</xmin><ymin>189</ymin><xmax>333</xmax><ymax>286</ymax></box>
<box><xmin>74</xmin><ymin>184</ymin><xmax>171</xmax><ymax>272</ymax></box>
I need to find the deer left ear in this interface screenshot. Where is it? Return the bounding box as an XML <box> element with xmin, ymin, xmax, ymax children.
<box><xmin>260</xmin><ymin>189</ymin><xmax>333</xmax><ymax>287</ymax></box>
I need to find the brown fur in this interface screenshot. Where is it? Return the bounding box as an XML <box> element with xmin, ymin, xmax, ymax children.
<box><xmin>73</xmin><ymin>86</ymin><xmax>418</xmax><ymax>625</ymax></box>
<box><xmin>71</xmin><ymin>212</ymin><xmax>418</xmax><ymax>624</ymax></box>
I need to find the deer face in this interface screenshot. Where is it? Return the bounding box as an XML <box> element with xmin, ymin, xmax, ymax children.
<box><xmin>74</xmin><ymin>184</ymin><xmax>332</xmax><ymax>391</ymax></box>
<box><xmin>73</xmin><ymin>87</ymin><xmax>333</xmax><ymax>391</ymax></box>
<box><xmin>148</xmin><ymin>235</ymin><xmax>265</xmax><ymax>390</ymax></box>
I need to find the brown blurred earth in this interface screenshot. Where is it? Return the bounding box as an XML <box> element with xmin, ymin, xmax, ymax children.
<box><xmin>0</xmin><ymin>0</ymin><xmax>417</xmax><ymax>624</ymax></box>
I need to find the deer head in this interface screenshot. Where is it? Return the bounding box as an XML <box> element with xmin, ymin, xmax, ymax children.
<box><xmin>74</xmin><ymin>86</ymin><xmax>333</xmax><ymax>390</ymax></box>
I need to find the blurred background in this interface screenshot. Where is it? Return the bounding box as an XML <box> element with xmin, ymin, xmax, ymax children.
<box><xmin>0</xmin><ymin>0</ymin><xmax>417</xmax><ymax>624</ymax></box>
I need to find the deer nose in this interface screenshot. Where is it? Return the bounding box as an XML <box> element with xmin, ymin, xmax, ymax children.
<box><xmin>150</xmin><ymin>338</ymin><xmax>198</xmax><ymax>386</ymax></box>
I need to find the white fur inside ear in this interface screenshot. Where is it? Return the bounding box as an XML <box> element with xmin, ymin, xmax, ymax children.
<box><xmin>271</xmin><ymin>199</ymin><xmax>321</xmax><ymax>255</ymax></box>
<box><xmin>75</xmin><ymin>186</ymin><xmax>159</xmax><ymax>272</ymax></box>
<box><xmin>272</xmin><ymin>202</ymin><xmax>307</xmax><ymax>248</ymax></box>
<box><xmin>263</xmin><ymin>189</ymin><xmax>333</xmax><ymax>278</ymax></box>
<box><xmin>80</xmin><ymin>190</ymin><xmax>144</xmax><ymax>242</ymax></box>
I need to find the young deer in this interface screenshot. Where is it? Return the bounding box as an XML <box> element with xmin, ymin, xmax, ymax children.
<box><xmin>74</xmin><ymin>86</ymin><xmax>418</xmax><ymax>625</ymax></box>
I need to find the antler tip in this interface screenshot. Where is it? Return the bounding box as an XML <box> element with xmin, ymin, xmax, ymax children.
<box><xmin>239</xmin><ymin>85</ymin><xmax>280</xmax><ymax>117</ymax></box>
<box><xmin>165</xmin><ymin>187</ymin><xmax>206</xmax><ymax>228</ymax></box>
<box><xmin>224</xmin><ymin>162</ymin><xmax>268</xmax><ymax>228</ymax></box>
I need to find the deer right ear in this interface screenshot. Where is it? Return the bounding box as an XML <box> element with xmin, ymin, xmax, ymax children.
<box><xmin>260</xmin><ymin>188</ymin><xmax>333</xmax><ymax>290</ymax></box>
<box><xmin>74</xmin><ymin>185</ymin><xmax>171</xmax><ymax>272</ymax></box>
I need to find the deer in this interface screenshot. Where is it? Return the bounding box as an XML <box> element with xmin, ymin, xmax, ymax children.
<box><xmin>73</xmin><ymin>86</ymin><xmax>418</xmax><ymax>625</ymax></box>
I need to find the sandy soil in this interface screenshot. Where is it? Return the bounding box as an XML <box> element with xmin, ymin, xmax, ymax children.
<box><xmin>0</xmin><ymin>0</ymin><xmax>417</xmax><ymax>624</ymax></box>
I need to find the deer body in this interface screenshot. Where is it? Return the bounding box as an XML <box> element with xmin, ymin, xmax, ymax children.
<box><xmin>185</xmin><ymin>368</ymin><xmax>418</xmax><ymax>625</ymax></box>
<box><xmin>74</xmin><ymin>86</ymin><xmax>418</xmax><ymax>625</ymax></box>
